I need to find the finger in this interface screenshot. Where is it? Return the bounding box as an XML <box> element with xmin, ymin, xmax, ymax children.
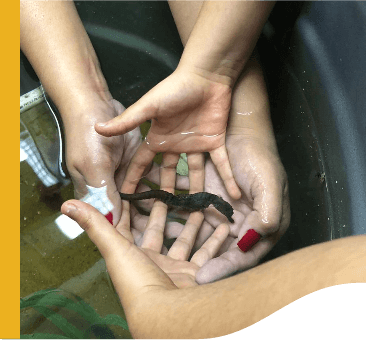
<box><xmin>144</xmin><ymin>162</ymin><xmax>190</xmax><ymax>191</ymax></box>
<box><xmin>196</xmin><ymin>235</ymin><xmax>276</xmax><ymax>284</ymax></box>
<box><xmin>209</xmin><ymin>146</ymin><xmax>241</xmax><ymax>200</ymax></box>
<box><xmin>164</xmin><ymin>220</ymin><xmax>185</xmax><ymax>239</ymax></box>
<box><xmin>237</xmin><ymin>187</ymin><xmax>290</xmax><ymax>254</ymax></box>
<box><xmin>120</xmin><ymin>142</ymin><xmax>156</xmax><ymax>194</ymax></box>
<box><xmin>167</xmin><ymin>211</ymin><xmax>204</xmax><ymax>260</ymax></box>
<box><xmin>129</xmin><ymin>181</ymin><xmax>158</xmax><ymax>214</ymax></box>
<box><xmin>187</xmin><ymin>153</ymin><xmax>205</xmax><ymax>193</ymax></box>
<box><xmin>161</xmin><ymin>245</ymin><xmax>169</xmax><ymax>255</ymax></box>
<box><xmin>61</xmin><ymin>200</ymin><xmax>176</xmax><ymax>298</ymax></box>
<box><xmin>175</xmin><ymin>174</ymin><xmax>190</xmax><ymax>191</ymax></box>
<box><xmin>236</xmin><ymin>181</ymin><xmax>287</xmax><ymax>253</ymax></box>
<box><xmin>95</xmin><ymin>97</ymin><xmax>157</xmax><ymax>136</ymax></box>
<box><xmin>140</xmin><ymin>200</ymin><xmax>168</xmax><ymax>252</ymax></box>
<box><xmin>131</xmin><ymin>228</ymin><xmax>144</xmax><ymax>247</ymax></box>
<box><xmin>195</xmin><ymin>247</ymin><xmax>257</xmax><ymax>284</ymax></box>
<box><xmin>160</xmin><ymin>153</ymin><xmax>189</xmax><ymax>193</ymax></box>
<box><xmin>192</xmin><ymin>220</ymin><xmax>215</xmax><ymax>250</ymax></box>
<box><xmin>140</xmin><ymin>153</ymin><xmax>179</xmax><ymax>251</ymax></box>
<box><xmin>129</xmin><ymin>186</ymin><xmax>186</xmax><ymax>238</ymax></box>
<box><xmin>132</xmin><ymin>210</ymin><xmax>185</xmax><ymax>239</ymax></box>
<box><xmin>172</xmin><ymin>152</ymin><xmax>204</xmax><ymax>250</ymax></box>
<box><xmin>196</xmin><ymin>181</ymin><xmax>290</xmax><ymax>283</ymax></box>
<box><xmin>110</xmin><ymin>99</ymin><xmax>126</xmax><ymax>114</ymax></box>
<box><xmin>114</xmin><ymin>126</ymin><xmax>145</xmax><ymax>187</ymax></box>
<box><xmin>190</xmin><ymin>223</ymin><xmax>230</xmax><ymax>267</ymax></box>
<box><xmin>143</xmin><ymin>162</ymin><xmax>162</xmax><ymax>184</ymax></box>
<box><xmin>115</xmin><ymin>200</ymin><xmax>134</xmax><ymax>243</ymax></box>
<box><xmin>160</xmin><ymin>153</ymin><xmax>180</xmax><ymax>193</ymax></box>
<box><xmin>61</xmin><ymin>200</ymin><xmax>131</xmax><ymax>257</ymax></box>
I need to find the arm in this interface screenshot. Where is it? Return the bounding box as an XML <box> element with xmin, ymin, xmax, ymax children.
<box><xmin>167</xmin><ymin>1</ymin><xmax>290</xmax><ymax>283</ymax></box>
<box><xmin>20</xmin><ymin>1</ymin><xmax>132</xmax><ymax>225</ymax></box>
<box><xmin>20</xmin><ymin>1</ymin><xmax>109</xmax><ymax>114</ymax></box>
<box><xmin>177</xmin><ymin>0</ymin><xmax>276</xmax><ymax>87</ymax></box>
<box><xmin>169</xmin><ymin>1</ymin><xmax>277</xmax><ymax>147</ymax></box>
<box><xmin>131</xmin><ymin>235</ymin><xmax>365</xmax><ymax>339</ymax></box>
<box><xmin>95</xmin><ymin>2</ymin><xmax>275</xmax><ymax>200</ymax></box>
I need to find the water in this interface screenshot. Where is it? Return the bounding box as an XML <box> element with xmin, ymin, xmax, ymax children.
<box><xmin>20</xmin><ymin>102</ymin><xmax>131</xmax><ymax>338</ymax></box>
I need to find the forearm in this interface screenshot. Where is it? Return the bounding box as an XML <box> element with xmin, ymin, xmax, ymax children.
<box><xmin>227</xmin><ymin>54</ymin><xmax>278</xmax><ymax>149</ymax></box>
<box><xmin>20</xmin><ymin>1</ymin><xmax>110</xmax><ymax>117</ymax></box>
<box><xmin>178</xmin><ymin>1</ymin><xmax>275</xmax><ymax>86</ymax></box>
<box><xmin>129</xmin><ymin>235</ymin><xmax>366</xmax><ymax>339</ymax></box>
<box><xmin>169</xmin><ymin>0</ymin><xmax>275</xmax><ymax>142</ymax></box>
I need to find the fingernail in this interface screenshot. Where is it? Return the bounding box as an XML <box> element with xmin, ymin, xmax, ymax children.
<box><xmin>96</xmin><ymin>122</ymin><xmax>109</xmax><ymax>127</ymax></box>
<box><xmin>105</xmin><ymin>212</ymin><xmax>113</xmax><ymax>225</ymax></box>
<box><xmin>237</xmin><ymin>229</ymin><xmax>261</xmax><ymax>252</ymax></box>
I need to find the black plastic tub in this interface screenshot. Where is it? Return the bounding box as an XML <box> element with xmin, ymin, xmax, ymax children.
<box><xmin>20</xmin><ymin>1</ymin><xmax>366</xmax><ymax>263</ymax></box>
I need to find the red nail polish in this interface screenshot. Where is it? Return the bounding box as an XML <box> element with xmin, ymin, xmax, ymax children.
<box><xmin>237</xmin><ymin>229</ymin><xmax>261</xmax><ymax>252</ymax></box>
<box><xmin>105</xmin><ymin>212</ymin><xmax>113</xmax><ymax>225</ymax></box>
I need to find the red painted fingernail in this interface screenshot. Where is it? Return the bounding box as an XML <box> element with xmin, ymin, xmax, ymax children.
<box><xmin>237</xmin><ymin>229</ymin><xmax>261</xmax><ymax>252</ymax></box>
<box><xmin>105</xmin><ymin>212</ymin><xmax>113</xmax><ymax>225</ymax></box>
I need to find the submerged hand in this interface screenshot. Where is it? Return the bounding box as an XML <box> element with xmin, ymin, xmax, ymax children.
<box><xmin>61</xmin><ymin>198</ymin><xmax>229</xmax><ymax>291</ymax></box>
<box><xmin>122</xmin><ymin>133</ymin><xmax>290</xmax><ymax>285</ymax></box>
<box><xmin>63</xmin><ymin>98</ymin><xmax>141</xmax><ymax>226</ymax></box>
<box><xmin>196</xmin><ymin>134</ymin><xmax>291</xmax><ymax>283</ymax></box>
<box><xmin>95</xmin><ymin>67</ymin><xmax>241</xmax><ymax>199</ymax></box>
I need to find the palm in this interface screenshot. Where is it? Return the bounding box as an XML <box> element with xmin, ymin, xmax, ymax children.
<box><xmin>205</xmin><ymin>135</ymin><xmax>288</xmax><ymax>233</ymax></box>
<box><xmin>142</xmin><ymin>249</ymin><xmax>199</xmax><ymax>288</ymax></box>
<box><xmin>95</xmin><ymin>70</ymin><xmax>241</xmax><ymax>199</ymax></box>
<box><xmin>195</xmin><ymin>134</ymin><xmax>290</xmax><ymax>283</ymax></box>
<box><xmin>125</xmin><ymin>199</ymin><xmax>230</xmax><ymax>288</ymax></box>
<box><xmin>128</xmin><ymin>204</ymin><xmax>203</xmax><ymax>288</ymax></box>
<box><xmin>144</xmin><ymin>71</ymin><xmax>231</xmax><ymax>154</ymax></box>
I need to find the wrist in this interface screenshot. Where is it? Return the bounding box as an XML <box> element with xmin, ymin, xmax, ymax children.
<box><xmin>227</xmin><ymin>105</ymin><xmax>279</xmax><ymax>151</ymax></box>
<box><xmin>176</xmin><ymin>1</ymin><xmax>275</xmax><ymax>88</ymax></box>
<box><xmin>178</xmin><ymin>52</ymin><xmax>244</xmax><ymax>88</ymax></box>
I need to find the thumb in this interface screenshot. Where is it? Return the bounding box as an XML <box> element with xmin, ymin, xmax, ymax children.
<box><xmin>95</xmin><ymin>96</ymin><xmax>157</xmax><ymax>136</ymax></box>
<box><xmin>61</xmin><ymin>200</ymin><xmax>130</xmax><ymax>258</ymax></box>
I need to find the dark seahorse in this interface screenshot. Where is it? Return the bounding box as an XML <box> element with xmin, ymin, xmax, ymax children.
<box><xmin>120</xmin><ymin>190</ymin><xmax>234</xmax><ymax>223</ymax></box>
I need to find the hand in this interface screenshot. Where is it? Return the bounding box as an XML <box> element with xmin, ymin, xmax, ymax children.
<box><xmin>195</xmin><ymin>134</ymin><xmax>291</xmax><ymax>283</ymax></box>
<box><xmin>122</xmin><ymin>118</ymin><xmax>290</xmax><ymax>285</ymax></box>
<box><xmin>63</xmin><ymin>97</ymin><xmax>141</xmax><ymax>226</ymax></box>
<box><xmin>61</xmin><ymin>197</ymin><xmax>230</xmax><ymax>291</ymax></box>
<box><xmin>95</xmin><ymin>67</ymin><xmax>241</xmax><ymax>199</ymax></box>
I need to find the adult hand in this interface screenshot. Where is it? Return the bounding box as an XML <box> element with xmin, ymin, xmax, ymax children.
<box><xmin>196</xmin><ymin>134</ymin><xmax>291</xmax><ymax>283</ymax></box>
<box><xmin>130</xmin><ymin>132</ymin><xmax>290</xmax><ymax>285</ymax></box>
<box><xmin>61</xmin><ymin>196</ymin><xmax>229</xmax><ymax>291</ymax></box>
<box><xmin>95</xmin><ymin>67</ymin><xmax>241</xmax><ymax>199</ymax></box>
<box><xmin>63</xmin><ymin>98</ymin><xmax>141</xmax><ymax>226</ymax></box>
<box><xmin>20</xmin><ymin>1</ymin><xmax>144</xmax><ymax>226</ymax></box>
